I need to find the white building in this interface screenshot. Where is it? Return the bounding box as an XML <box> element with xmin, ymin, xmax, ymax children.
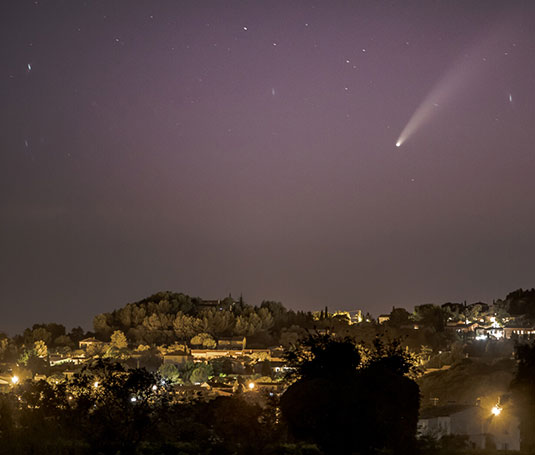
<box><xmin>418</xmin><ymin>404</ymin><xmax>520</xmax><ymax>451</ymax></box>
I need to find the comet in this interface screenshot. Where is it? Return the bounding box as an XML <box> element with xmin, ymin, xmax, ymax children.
<box><xmin>395</xmin><ymin>23</ymin><xmax>507</xmax><ymax>148</ymax></box>
<box><xmin>395</xmin><ymin>58</ymin><xmax>474</xmax><ymax>148</ymax></box>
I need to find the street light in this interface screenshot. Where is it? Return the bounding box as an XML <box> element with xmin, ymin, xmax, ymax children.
<box><xmin>248</xmin><ymin>382</ymin><xmax>255</xmax><ymax>390</ymax></box>
<box><xmin>491</xmin><ymin>405</ymin><xmax>502</xmax><ymax>416</ymax></box>
<box><xmin>11</xmin><ymin>375</ymin><xmax>19</xmax><ymax>385</ymax></box>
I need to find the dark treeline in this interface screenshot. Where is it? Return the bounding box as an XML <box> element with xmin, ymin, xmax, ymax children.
<box><xmin>3</xmin><ymin>334</ymin><xmax>535</xmax><ymax>454</ymax></box>
<box><xmin>0</xmin><ymin>335</ymin><xmax>422</xmax><ymax>455</ymax></box>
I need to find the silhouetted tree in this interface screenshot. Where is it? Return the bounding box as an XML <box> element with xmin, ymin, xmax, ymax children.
<box><xmin>413</xmin><ymin>304</ymin><xmax>448</xmax><ymax>332</ymax></box>
<box><xmin>281</xmin><ymin>334</ymin><xmax>419</xmax><ymax>455</ymax></box>
<box><xmin>387</xmin><ymin>307</ymin><xmax>412</xmax><ymax>328</ymax></box>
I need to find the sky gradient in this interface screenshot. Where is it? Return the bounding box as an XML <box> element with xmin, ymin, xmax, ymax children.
<box><xmin>2</xmin><ymin>0</ymin><xmax>535</xmax><ymax>334</ymax></box>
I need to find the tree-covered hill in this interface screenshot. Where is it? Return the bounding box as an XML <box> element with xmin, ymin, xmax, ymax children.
<box><xmin>92</xmin><ymin>291</ymin><xmax>320</xmax><ymax>348</ymax></box>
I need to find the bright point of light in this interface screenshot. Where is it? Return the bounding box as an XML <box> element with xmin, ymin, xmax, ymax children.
<box><xmin>93</xmin><ymin>381</ymin><xmax>99</xmax><ymax>388</ymax></box>
<box><xmin>11</xmin><ymin>375</ymin><xmax>19</xmax><ymax>384</ymax></box>
<box><xmin>243</xmin><ymin>26</ymin><xmax>248</xmax><ymax>31</ymax></box>
<box><xmin>152</xmin><ymin>385</ymin><xmax>157</xmax><ymax>391</ymax></box>
<box><xmin>491</xmin><ymin>405</ymin><xmax>502</xmax><ymax>416</ymax></box>
<box><xmin>27</xmin><ymin>63</ymin><xmax>32</xmax><ymax>71</ymax></box>
<box><xmin>131</xmin><ymin>397</ymin><xmax>137</xmax><ymax>402</ymax></box>
<box><xmin>248</xmin><ymin>382</ymin><xmax>255</xmax><ymax>390</ymax></box>
<box><xmin>396</xmin><ymin>141</ymin><xmax>401</xmax><ymax>147</ymax></box>
<box><xmin>509</xmin><ymin>94</ymin><xmax>513</xmax><ymax>103</ymax></box>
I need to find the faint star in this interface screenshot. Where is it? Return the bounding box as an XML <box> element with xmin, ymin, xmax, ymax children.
<box><xmin>27</xmin><ymin>63</ymin><xmax>32</xmax><ymax>71</ymax></box>
<box><xmin>271</xmin><ymin>88</ymin><xmax>276</xmax><ymax>96</ymax></box>
<box><xmin>243</xmin><ymin>26</ymin><xmax>248</xmax><ymax>31</ymax></box>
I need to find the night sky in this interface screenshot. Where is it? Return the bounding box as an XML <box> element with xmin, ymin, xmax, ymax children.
<box><xmin>2</xmin><ymin>1</ymin><xmax>535</xmax><ymax>334</ymax></box>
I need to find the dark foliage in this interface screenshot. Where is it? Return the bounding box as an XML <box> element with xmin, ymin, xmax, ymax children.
<box><xmin>0</xmin><ymin>360</ymin><xmax>286</xmax><ymax>455</ymax></box>
<box><xmin>506</xmin><ymin>288</ymin><xmax>535</xmax><ymax>318</ymax></box>
<box><xmin>280</xmin><ymin>334</ymin><xmax>420</xmax><ymax>455</ymax></box>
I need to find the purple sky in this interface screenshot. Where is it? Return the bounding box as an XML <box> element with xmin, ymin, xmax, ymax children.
<box><xmin>2</xmin><ymin>0</ymin><xmax>535</xmax><ymax>334</ymax></box>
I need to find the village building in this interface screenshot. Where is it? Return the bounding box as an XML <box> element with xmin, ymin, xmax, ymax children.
<box><xmin>418</xmin><ymin>404</ymin><xmax>520</xmax><ymax>451</ymax></box>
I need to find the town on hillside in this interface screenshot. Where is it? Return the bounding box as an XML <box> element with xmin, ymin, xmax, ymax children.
<box><xmin>2</xmin><ymin>288</ymin><xmax>535</xmax><ymax>453</ymax></box>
